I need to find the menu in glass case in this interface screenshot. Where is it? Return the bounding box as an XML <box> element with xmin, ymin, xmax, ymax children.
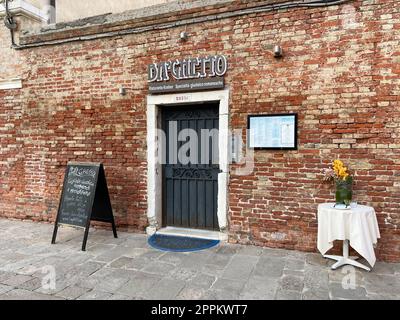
<box><xmin>248</xmin><ymin>114</ymin><xmax>297</xmax><ymax>149</ymax></box>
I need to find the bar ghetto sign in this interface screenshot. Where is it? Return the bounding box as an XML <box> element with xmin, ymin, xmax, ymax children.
<box><xmin>148</xmin><ymin>55</ymin><xmax>227</xmax><ymax>94</ymax></box>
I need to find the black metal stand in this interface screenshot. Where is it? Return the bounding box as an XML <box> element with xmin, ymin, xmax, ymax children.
<box><xmin>81</xmin><ymin>226</ymin><xmax>90</xmax><ymax>251</ymax></box>
<box><xmin>51</xmin><ymin>224</ymin><xmax>58</xmax><ymax>245</ymax></box>
<box><xmin>111</xmin><ymin>216</ymin><xmax>118</xmax><ymax>239</ymax></box>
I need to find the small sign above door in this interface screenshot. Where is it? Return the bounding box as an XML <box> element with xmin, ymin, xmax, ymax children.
<box><xmin>148</xmin><ymin>55</ymin><xmax>227</xmax><ymax>94</ymax></box>
<box><xmin>149</xmin><ymin>77</ymin><xmax>224</xmax><ymax>94</ymax></box>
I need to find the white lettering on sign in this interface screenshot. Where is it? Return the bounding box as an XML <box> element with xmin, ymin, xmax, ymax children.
<box><xmin>148</xmin><ymin>55</ymin><xmax>228</xmax><ymax>83</ymax></box>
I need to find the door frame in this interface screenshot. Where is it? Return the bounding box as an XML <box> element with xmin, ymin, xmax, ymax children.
<box><xmin>161</xmin><ymin>103</ymin><xmax>220</xmax><ymax>231</ymax></box>
<box><xmin>146</xmin><ymin>89</ymin><xmax>230</xmax><ymax>239</ymax></box>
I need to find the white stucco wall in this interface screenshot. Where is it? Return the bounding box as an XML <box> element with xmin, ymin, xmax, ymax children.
<box><xmin>30</xmin><ymin>0</ymin><xmax>49</xmax><ymax>8</ymax></box>
<box><xmin>0</xmin><ymin>0</ymin><xmax>47</xmax><ymax>82</ymax></box>
<box><xmin>55</xmin><ymin>0</ymin><xmax>175</xmax><ymax>22</ymax></box>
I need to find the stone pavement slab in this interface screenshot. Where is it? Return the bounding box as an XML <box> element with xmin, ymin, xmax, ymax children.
<box><xmin>143</xmin><ymin>278</ymin><xmax>186</xmax><ymax>300</ymax></box>
<box><xmin>1</xmin><ymin>289</ymin><xmax>65</xmax><ymax>300</ymax></box>
<box><xmin>0</xmin><ymin>284</ymin><xmax>13</xmax><ymax>295</ymax></box>
<box><xmin>0</xmin><ymin>274</ymin><xmax>33</xmax><ymax>287</ymax></box>
<box><xmin>118</xmin><ymin>272</ymin><xmax>161</xmax><ymax>298</ymax></box>
<box><xmin>176</xmin><ymin>285</ymin><xmax>208</xmax><ymax>300</ymax></box>
<box><xmin>253</xmin><ymin>256</ymin><xmax>285</xmax><ymax>278</ymax></box>
<box><xmin>239</xmin><ymin>275</ymin><xmax>279</xmax><ymax>300</ymax></box>
<box><xmin>0</xmin><ymin>218</ymin><xmax>399</xmax><ymax>300</ymax></box>
<box><xmin>55</xmin><ymin>285</ymin><xmax>90</xmax><ymax>299</ymax></box>
<box><xmin>222</xmin><ymin>255</ymin><xmax>259</xmax><ymax>281</ymax></box>
<box><xmin>77</xmin><ymin>290</ymin><xmax>113</xmax><ymax>300</ymax></box>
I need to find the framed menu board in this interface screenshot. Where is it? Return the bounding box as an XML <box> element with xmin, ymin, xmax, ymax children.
<box><xmin>248</xmin><ymin>113</ymin><xmax>298</xmax><ymax>150</ymax></box>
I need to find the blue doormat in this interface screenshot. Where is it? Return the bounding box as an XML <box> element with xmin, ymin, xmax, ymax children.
<box><xmin>148</xmin><ymin>233</ymin><xmax>220</xmax><ymax>252</ymax></box>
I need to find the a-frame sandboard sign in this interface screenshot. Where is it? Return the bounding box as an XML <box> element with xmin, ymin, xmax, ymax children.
<box><xmin>51</xmin><ymin>162</ymin><xmax>117</xmax><ymax>251</ymax></box>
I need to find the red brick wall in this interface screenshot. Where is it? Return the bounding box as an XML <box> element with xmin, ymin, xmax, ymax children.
<box><xmin>1</xmin><ymin>0</ymin><xmax>399</xmax><ymax>261</ymax></box>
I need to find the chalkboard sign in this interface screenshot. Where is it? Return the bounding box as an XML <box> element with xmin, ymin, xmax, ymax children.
<box><xmin>58</xmin><ymin>165</ymin><xmax>98</xmax><ymax>227</ymax></box>
<box><xmin>51</xmin><ymin>162</ymin><xmax>117</xmax><ymax>251</ymax></box>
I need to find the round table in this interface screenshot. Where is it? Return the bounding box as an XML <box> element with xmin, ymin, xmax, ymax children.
<box><xmin>317</xmin><ymin>203</ymin><xmax>380</xmax><ymax>271</ymax></box>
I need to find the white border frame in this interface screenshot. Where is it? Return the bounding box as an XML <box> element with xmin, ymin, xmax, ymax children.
<box><xmin>0</xmin><ymin>0</ymin><xmax>48</xmax><ymax>22</ymax></box>
<box><xmin>146</xmin><ymin>89</ymin><xmax>230</xmax><ymax>236</ymax></box>
<box><xmin>0</xmin><ymin>78</ymin><xmax>22</xmax><ymax>90</ymax></box>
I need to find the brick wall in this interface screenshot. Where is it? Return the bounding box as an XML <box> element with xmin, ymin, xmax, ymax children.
<box><xmin>0</xmin><ymin>0</ymin><xmax>399</xmax><ymax>261</ymax></box>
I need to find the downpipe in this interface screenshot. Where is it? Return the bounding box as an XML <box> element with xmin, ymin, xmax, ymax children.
<box><xmin>3</xmin><ymin>0</ymin><xmax>18</xmax><ymax>47</ymax></box>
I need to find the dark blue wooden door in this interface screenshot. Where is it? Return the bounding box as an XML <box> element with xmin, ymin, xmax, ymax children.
<box><xmin>162</xmin><ymin>104</ymin><xmax>219</xmax><ymax>230</ymax></box>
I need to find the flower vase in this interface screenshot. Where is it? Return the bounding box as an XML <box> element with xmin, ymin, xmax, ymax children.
<box><xmin>335</xmin><ymin>177</ymin><xmax>353</xmax><ymax>206</ymax></box>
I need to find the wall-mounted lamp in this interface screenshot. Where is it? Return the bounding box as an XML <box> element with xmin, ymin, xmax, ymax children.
<box><xmin>179</xmin><ymin>31</ymin><xmax>188</xmax><ymax>42</ymax></box>
<box><xmin>119</xmin><ymin>87</ymin><xmax>126</xmax><ymax>96</ymax></box>
<box><xmin>273</xmin><ymin>45</ymin><xmax>283</xmax><ymax>58</ymax></box>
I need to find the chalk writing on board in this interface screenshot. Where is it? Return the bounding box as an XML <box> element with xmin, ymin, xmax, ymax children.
<box><xmin>69</xmin><ymin>167</ymin><xmax>97</xmax><ymax>178</ymax></box>
<box><xmin>52</xmin><ymin>162</ymin><xmax>118</xmax><ymax>251</ymax></box>
<box><xmin>57</xmin><ymin>165</ymin><xmax>99</xmax><ymax>228</ymax></box>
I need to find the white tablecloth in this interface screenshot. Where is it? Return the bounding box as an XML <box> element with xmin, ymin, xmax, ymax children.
<box><xmin>317</xmin><ymin>203</ymin><xmax>380</xmax><ymax>267</ymax></box>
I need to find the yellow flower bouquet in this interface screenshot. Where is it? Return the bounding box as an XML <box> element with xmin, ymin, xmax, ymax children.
<box><xmin>323</xmin><ymin>159</ymin><xmax>353</xmax><ymax>206</ymax></box>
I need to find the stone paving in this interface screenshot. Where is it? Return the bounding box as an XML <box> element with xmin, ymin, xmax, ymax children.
<box><xmin>0</xmin><ymin>218</ymin><xmax>399</xmax><ymax>300</ymax></box>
